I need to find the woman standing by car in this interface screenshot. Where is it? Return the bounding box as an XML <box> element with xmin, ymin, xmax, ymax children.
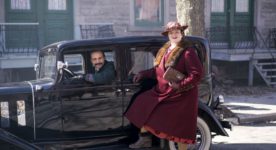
<box><xmin>125</xmin><ymin>21</ymin><xmax>204</xmax><ymax>150</ymax></box>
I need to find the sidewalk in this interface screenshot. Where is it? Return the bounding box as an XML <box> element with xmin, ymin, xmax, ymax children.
<box><xmin>222</xmin><ymin>91</ymin><xmax>276</xmax><ymax>124</ymax></box>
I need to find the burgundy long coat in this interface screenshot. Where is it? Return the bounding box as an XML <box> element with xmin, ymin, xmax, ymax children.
<box><xmin>125</xmin><ymin>44</ymin><xmax>203</xmax><ymax>144</ymax></box>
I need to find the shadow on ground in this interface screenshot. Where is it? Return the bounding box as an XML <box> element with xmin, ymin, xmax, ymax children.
<box><xmin>212</xmin><ymin>143</ymin><xmax>276</xmax><ymax>150</ymax></box>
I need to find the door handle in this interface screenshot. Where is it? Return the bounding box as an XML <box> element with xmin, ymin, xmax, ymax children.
<box><xmin>115</xmin><ymin>89</ymin><xmax>122</xmax><ymax>96</ymax></box>
<box><xmin>125</xmin><ymin>88</ymin><xmax>131</xmax><ymax>92</ymax></box>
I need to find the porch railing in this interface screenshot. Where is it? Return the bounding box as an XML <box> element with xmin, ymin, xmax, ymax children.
<box><xmin>268</xmin><ymin>28</ymin><xmax>276</xmax><ymax>48</ymax></box>
<box><xmin>80</xmin><ymin>23</ymin><xmax>115</xmax><ymax>39</ymax></box>
<box><xmin>206</xmin><ymin>26</ymin><xmax>276</xmax><ymax>50</ymax></box>
<box><xmin>1</xmin><ymin>24</ymin><xmax>274</xmax><ymax>56</ymax></box>
<box><xmin>0</xmin><ymin>23</ymin><xmax>39</xmax><ymax>56</ymax></box>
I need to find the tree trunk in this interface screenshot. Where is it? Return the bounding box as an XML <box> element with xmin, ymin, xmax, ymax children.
<box><xmin>175</xmin><ymin>0</ymin><xmax>205</xmax><ymax>36</ymax></box>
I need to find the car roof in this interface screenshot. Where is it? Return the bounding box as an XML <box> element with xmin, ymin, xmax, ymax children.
<box><xmin>40</xmin><ymin>36</ymin><xmax>208</xmax><ymax>53</ymax></box>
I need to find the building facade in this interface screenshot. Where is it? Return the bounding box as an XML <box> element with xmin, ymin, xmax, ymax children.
<box><xmin>0</xmin><ymin>0</ymin><xmax>275</xmax><ymax>85</ymax></box>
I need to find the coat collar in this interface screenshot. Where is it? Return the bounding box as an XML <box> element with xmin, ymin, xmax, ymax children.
<box><xmin>154</xmin><ymin>39</ymin><xmax>193</xmax><ymax>68</ymax></box>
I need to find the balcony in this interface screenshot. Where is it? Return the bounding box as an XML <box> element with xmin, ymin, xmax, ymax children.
<box><xmin>0</xmin><ymin>24</ymin><xmax>275</xmax><ymax>66</ymax></box>
<box><xmin>206</xmin><ymin>26</ymin><xmax>276</xmax><ymax>61</ymax></box>
<box><xmin>0</xmin><ymin>23</ymin><xmax>38</xmax><ymax>69</ymax></box>
<box><xmin>0</xmin><ymin>23</ymin><xmax>39</xmax><ymax>56</ymax></box>
<box><xmin>79</xmin><ymin>23</ymin><xmax>115</xmax><ymax>39</ymax></box>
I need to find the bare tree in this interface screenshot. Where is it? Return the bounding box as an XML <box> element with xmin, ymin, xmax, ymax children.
<box><xmin>175</xmin><ymin>0</ymin><xmax>205</xmax><ymax>36</ymax></box>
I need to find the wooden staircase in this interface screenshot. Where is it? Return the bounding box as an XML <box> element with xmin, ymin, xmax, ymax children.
<box><xmin>255</xmin><ymin>59</ymin><xmax>276</xmax><ymax>87</ymax></box>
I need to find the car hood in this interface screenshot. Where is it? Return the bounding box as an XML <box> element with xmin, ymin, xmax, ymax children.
<box><xmin>0</xmin><ymin>79</ymin><xmax>54</xmax><ymax>95</ymax></box>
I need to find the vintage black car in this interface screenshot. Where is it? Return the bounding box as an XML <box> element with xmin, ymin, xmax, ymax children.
<box><xmin>0</xmin><ymin>36</ymin><xmax>231</xmax><ymax>150</ymax></box>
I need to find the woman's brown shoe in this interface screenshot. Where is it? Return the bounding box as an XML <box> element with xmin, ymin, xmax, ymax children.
<box><xmin>129</xmin><ymin>135</ymin><xmax>152</xmax><ymax>149</ymax></box>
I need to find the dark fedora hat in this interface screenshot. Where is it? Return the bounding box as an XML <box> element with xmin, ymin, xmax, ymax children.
<box><xmin>161</xmin><ymin>21</ymin><xmax>188</xmax><ymax>36</ymax></box>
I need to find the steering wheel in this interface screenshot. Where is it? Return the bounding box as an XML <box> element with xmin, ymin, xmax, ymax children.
<box><xmin>63</xmin><ymin>68</ymin><xmax>77</xmax><ymax>79</ymax></box>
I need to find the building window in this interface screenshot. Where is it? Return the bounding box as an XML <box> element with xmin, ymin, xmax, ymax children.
<box><xmin>48</xmin><ymin>0</ymin><xmax>66</xmax><ymax>10</ymax></box>
<box><xmin>236</xmin><ymin>0</ymin><xmax>249</xmax><ymax>12</ymax></box>
<box><xmin>211</xmin><ymin>0</ymin><xmax>224</xmax><ymax>13</ymax></box>
<box><xmin>134</xmin><ymin>0</ymin><xmax>164</xmax><ymax>27</ymax></box>
<box><xmin>11</xmin><ymin>0</ymin><xmax>31</xmax><ymax>10</ymax></box>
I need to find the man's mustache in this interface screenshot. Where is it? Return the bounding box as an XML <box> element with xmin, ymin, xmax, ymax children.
<box><xmin>95</xmin><ymin>63</ymin><xmax>103</xmax><ymax>66</ymax></box>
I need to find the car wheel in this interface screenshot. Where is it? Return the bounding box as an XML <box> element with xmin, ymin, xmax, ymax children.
<box><xmin>168</xmin><ymin>117</ymin><xmax>211</xmax><ymax>150</ymax></box>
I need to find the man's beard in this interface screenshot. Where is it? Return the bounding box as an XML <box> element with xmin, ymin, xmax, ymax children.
<box><xmin>95</xmin><ymin>63</ymin><xmax>103</xmax><ymax>71</ymax></box>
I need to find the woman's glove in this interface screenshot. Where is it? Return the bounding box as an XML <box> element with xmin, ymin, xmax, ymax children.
<box><xmin>168</xmin><ymin>82</ymin><xmax>180</xmax><ymax>89</ymax></box>
<box><xmin>85</xmin><ymin>74</ymin><xmax>94</xmax><ymax>83</ymax></box>
<box><xmin>133</xmin><ymin>73</ymin><xmax>143</xmax><ymax>83</ymax></box>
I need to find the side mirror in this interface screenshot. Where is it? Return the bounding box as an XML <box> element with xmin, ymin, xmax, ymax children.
<box><xmin>57</xmin><ymin>61</ymin><xmax>68</xmax><ymax>70</ymax></box>
<box><xmin>34</xmin><ymin>64</ymin><xmax>39</xmax><ymax>71</ymax></box>
<box><xmin>212</xmin><ymin>95</ymin><xmax>225</xmax><ymax>108</ymax></box>
<box><xmin>56</xmin><ymin>61</ymin><xmax>68</xmax><ymax>83</ymax></box>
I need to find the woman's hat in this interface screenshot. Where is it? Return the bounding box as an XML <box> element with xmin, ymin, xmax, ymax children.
<box><xmin>161</xmin><ymin>21</ymin><xmax>188</xmax><ymax>36</ymax></box>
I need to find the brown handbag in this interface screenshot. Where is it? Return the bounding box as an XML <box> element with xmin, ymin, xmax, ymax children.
<box><xmin>163</xmin><ymin>67</ymin><xmax>194</xmax><ymax>92</ymax></box>
<box><xmin>163</xmin><ymin>67</ymin><xmax>185</xmax><ymax>82</ymax></box>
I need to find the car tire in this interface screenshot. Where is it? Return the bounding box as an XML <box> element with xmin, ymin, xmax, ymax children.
<box><xmin>168</xmin><ymin>116</ymin><xmax>211</xmax><ymax>150</ymax></box>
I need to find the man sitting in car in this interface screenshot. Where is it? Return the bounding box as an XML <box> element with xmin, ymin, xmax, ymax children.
<box><xmin>85</xmin><ymin>50</ymin><xmax>116</xmax><ymax>84</ymax></box>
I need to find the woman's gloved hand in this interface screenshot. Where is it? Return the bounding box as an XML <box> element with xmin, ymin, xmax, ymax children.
<box><xmin>133</xmin><ymin>73</ymin><xmax>143</xmax><ymax>83</ymax></box>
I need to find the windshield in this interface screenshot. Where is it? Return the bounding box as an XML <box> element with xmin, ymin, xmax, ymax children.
<box><xmin>38</xmin><ymin>53</ymin><xmax>57</xmax><ymax>79</ymax></box>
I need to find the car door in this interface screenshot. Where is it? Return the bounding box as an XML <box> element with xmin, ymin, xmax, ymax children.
<box><xmin>59</xmin><ymin>49</ymin><xmax>125</xmax><ymax>143</ymax></box>
<box><xmin>35</xmin><ymin>89</ymin><xmax>63</xmax><ymax>140</ymax></box>
<box><xmin>119</xmin><ymin>45</ymin><xmax>160</xmax><ymax>128</ymax></box>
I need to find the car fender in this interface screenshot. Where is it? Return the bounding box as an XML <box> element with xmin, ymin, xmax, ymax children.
<box><xmin>198</xmin><ymin>101</ymin><xmax>229</xmax><ymax>136</ymax></box>
<box><xmin>0</xmin><ymin>128</ymin><xmax>41</xmax><ymax>150</ymax></box>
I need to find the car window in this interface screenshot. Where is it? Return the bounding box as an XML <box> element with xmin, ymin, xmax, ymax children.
<box><xmin>128</xmin><ymin>47</ymin><xmax>157</xmax><ymax>75</ymax></box>
<box><xmin>86</xmin><ymin>49</ymin><xmax>116</xmax><ymax>73</ymax></box>
<box><xmin>104</xmin><ymin>51</ymin><xmax>115</xmax><ymax>62</ymax></box>
<box><xmin>129</xmin><ymin>51</ymin><xmax>154</xmax><ymax>74</ymax></box>
<box><xmin>64</xmin><ymin>54</ymin><xmax>84</xmax><ymax>75</ymax></box>
<box><xmin>85</xmin><ymin>49</ymin><xmax>117</xmax><ymax>85</ymax></box>
<box><xmin>39</xmin><ymin>54</ymin><xmax>56</xmax><ymax>79</ymax></box>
